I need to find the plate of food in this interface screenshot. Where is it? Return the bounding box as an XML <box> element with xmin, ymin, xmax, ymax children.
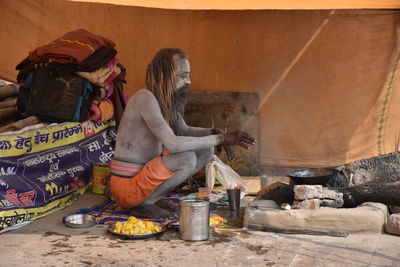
<box><xmin>108</xmin><ymin>216</ymin><xmax>167</xmax><ymax>239</ymax></box>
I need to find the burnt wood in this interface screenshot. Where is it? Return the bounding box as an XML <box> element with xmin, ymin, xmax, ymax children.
<box><xmin>258</xmin><ymin>181</ymin><xmax>400</xmax><ymax>208</ymax></box>
<box><xmin>335</xmin><ymin>182</ymin><xmax>400</xmax><ymax>208</ymax></box>
<box><xmin>335</xmin><ymin>151</ymin><xmax>400</xmax><ymax>186</ymax></box>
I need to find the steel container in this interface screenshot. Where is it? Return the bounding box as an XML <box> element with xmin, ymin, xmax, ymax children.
<box><xmin>179</xmin><ymin>197</ymin><xmax>210</xmax><ymax>241</ymax></box>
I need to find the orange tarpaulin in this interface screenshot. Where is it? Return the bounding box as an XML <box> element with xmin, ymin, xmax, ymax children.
<box><xmin>0</xmin><ymin>0</ymin><xmax>400</xmax><ymax>171</ymax></box>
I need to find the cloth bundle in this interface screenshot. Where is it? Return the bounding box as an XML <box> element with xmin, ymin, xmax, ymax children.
<box><xmin>16</xmin><ymin>28</ymin><xmax>127</xmax><ymax>125</ymax></box>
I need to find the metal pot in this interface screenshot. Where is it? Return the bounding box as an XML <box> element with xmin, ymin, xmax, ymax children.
<box><xmin>179</xmin><ymin>197</ymin><xmax>210</xmax><ymax>241</ymax></box>
<box><xmin>287</xmin><ymin>168</ymin><xmax>335</xmax><ymax>186</ymax></box>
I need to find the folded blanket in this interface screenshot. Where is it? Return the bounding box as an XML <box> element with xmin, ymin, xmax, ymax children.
<box><xmin>88</xmin><ymin>99</ymin><xmax>114</xmax><ymax>122</ymax></box>
<box><xmin>29</xmin><ymin>29</ymin><xmax>115</xmax><ymax>64</ymax></box>
<box><xmin>78</xmin><ymin>58</ymin><xmax>121</xmax><ymax>86</ymax></box>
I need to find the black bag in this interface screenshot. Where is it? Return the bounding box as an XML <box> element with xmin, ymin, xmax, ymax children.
<box><xmin>17</xmin><ymin>67</ymin><xmax>94</xmax><ymax>122</ymax></box>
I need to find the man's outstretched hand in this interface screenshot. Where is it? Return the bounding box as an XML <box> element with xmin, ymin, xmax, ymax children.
<box><xmin>212</xmin><ymin>129</ymin><xmax>256</xmax><ymax>161</ymax></box>
<box><xmin>212</xmin><ymin>128</ymin><xmax>234</xmax><ymax>161</ymax></box>
<box><xmin>222</xmin><ymin>130</ymin><xmax>256</xmax><ymax>149</ymax></box>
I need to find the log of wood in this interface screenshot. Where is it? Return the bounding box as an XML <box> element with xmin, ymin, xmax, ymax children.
<box><xmin>335</xmin><ymin>151</ymin><xmax>400</xmax><ymax>186</ymax></box>
<box><xmin>0</xmin><ymin>98</ymin><xmax>17</xmax><ymax>109</ymax></box>
<box><xmin>0</xmin><ymin>107</ymin><xmax>19</xmax><ymax>123</ymax></box>
<box><xmin>0</xmin><ymin>84</ymin><xmax>19</xmax><ymax>100</ymax></box>
<box><xmin>0</xmin><ymin>116</ymin><xmax>41</xmax><ymax>133</ymax></box>
<box><xmin>335</xmin><ymin>181</ymin><xmax>400</xmax><ymax>208</ymax></box>
<box><xmin>257</xmin><ymin>182</ymin><xmax>294</xmax><ymax>205</ymax></box>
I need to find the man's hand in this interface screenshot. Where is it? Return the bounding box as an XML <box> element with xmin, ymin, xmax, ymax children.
<box><xmin>222</xmin><ymin>130</ymin><xmax>256</xmax><ymax>150</ymax></box>
<box><xmin>211</xmin><ymin>128</ymin><xmax>234</xmax><ymax>161</ymax></box>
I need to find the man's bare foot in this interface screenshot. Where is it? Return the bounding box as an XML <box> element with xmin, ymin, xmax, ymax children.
<box><xmin>130</xmin><ymin>203</ymin><xmax>177</xmax><ymax>219</ymax></box>
<box><xmin>156</xmin><ymin>198</ymin><xmax>179</xmax><ymax>213</ymax></box>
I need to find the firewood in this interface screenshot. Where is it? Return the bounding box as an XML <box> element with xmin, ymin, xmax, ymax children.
<box><xmin>335</xmin><ymin>151</ymin><xmax>400</xmax><ymax>186</ymax></box>
<box><xmin>0</xmin><ymin>84</ymin><xmax>19</xmax><ymax>100</ymax></box>
<box><xmin>257</xmin><ymin>182</ymin><xmax>294</xmax><ymax>205</ymax></box>
<box><xmin>0</xmin><ymin>107</ymin><xmax>18</xmax><ymax>123</ymax></box>
<box><xmin>335</xmin><ymin>181</ymin><xmax>400</xmax><ymax>208</ymax></box>
<box><xmin>0</xmin><ymin>98</ymin><xmax>17</xmax><ymax>109</ymax></box>
<box><xmin>0</xmin><ymin>116</ymin><xmax>41</xmax><ymax>133</ymax></box>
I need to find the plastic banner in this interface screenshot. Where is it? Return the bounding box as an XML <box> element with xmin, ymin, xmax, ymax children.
<box><xmin>0</xmin><ymin>119</ymin><xmax>116</xmax><ymax>232</ymax></box>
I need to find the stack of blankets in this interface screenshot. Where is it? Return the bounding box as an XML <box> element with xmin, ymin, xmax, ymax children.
<box><xmin>15</xmin><ymin>28</ymin><xmax>127</xmax><ymax>125</ymax></box>
<box><xmin>0</xmin><ymin>82</ymin><xmax>19</xmax><ymax>127</ymax></box>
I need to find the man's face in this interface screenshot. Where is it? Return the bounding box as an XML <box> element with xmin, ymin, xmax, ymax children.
<box><xmin>171</xmin><ymin>57</ymin><xmax>190</xmax><ymax>119</ymax></box>
<box><xmin>173</xmin><ymin>57</ymin><xmax>191</xmax><ymax>92</ymax></box>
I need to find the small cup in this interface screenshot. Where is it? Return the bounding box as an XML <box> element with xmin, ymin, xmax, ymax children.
<box><xmin>227</xmin><ymin>188</ymin><xmax>241</xmax><ymax>212</ymax></box>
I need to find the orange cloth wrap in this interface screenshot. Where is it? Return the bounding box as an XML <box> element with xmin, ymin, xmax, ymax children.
<box><xmin>110</xmin><ymin>156</ymin><xmax>174</xmax><ymax>210</ymax></box>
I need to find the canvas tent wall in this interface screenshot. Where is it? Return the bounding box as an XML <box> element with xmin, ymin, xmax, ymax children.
<box><xmin>1</xmin><ymin>0</ymin><xmax>400</xmax><ymax>173</ymax></box>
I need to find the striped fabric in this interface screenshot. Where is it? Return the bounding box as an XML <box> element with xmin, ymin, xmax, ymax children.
<box><xmin>109</xmin><ymin>158</ymin><xmax>143</xmax><ymax>178</ymax></box>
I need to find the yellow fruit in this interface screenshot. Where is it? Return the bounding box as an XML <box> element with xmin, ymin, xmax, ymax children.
<box><xmin>209</xmin><ymin>215</ymin><xmax>225</xmax><ymax>225</ymax></box>
<box><xmin>143</xmin><ymin>229</ymin><xmax>152</xmax><ymax>234</ymax></box>
<box><xmin>145</xmin><ymin>221</ymin><xmax>154</xmax><ymax>228</ymax></box>
<box><xmin>125</xmin><ymin>223</ymin><xmax>133</xmax><ymax>231</ymax></box>
<box><xmin>115</xmin><ymin>222</ymin><xmax>123</xmax><ymax>233</ymax></box>
<box><xmin>136</xmin><ymin>221</ymin><xmax>145</xmax><ymax>229</ymax></box>
<box><xmin>114</xmin><ymin>218</ymin><xmax>162</xmax><ymax>235</ymax></box>
<box><xmin>128</xmin><ymin>216</ymin><xmax>139</xmax><ymax>223</ymax></box>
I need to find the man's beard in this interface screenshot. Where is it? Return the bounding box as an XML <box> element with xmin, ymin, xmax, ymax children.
<box><xmin>171</xmin><ymin>84</ymin><xmax>189</xmax><ymax>134</ymax></box>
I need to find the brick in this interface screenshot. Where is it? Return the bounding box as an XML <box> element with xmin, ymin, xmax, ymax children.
<box><xmin>294</xmin><ymin>185</ymin><xmax>342</xmax><ymax>200</ymax></box>
<box><xmin>292</xmin><ymin>199</ymin><xmax>320</xmax><ymax>209</ymax></box>
<box><xmin>386</xmin><ymin>214</ymin><xmax>400</xmax><ymax>235</ymax></box>
<box><xmin>320</xmin><ymin>198</ymin><xmax>344</xmax><ymax>208</ymax></box>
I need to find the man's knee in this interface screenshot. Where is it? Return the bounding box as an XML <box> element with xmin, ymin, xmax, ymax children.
<box><xmin>179</xmin><ymin>151</ymin><xmax>197</xmax><ymax>173</ymax></box>
<box><xmin>162</xmin><ymin>151</ymin><xmax>197</xmax><ymax>173</ymax></box>
<box><xmin>197</xmin><ymin>147</ymin><xmax>214</xmax><ymax>163</ymax></box>
<box><xmin>205</xmin><ymin>147</ymin><xmax>214</xmax><ymax>161</ymax></box>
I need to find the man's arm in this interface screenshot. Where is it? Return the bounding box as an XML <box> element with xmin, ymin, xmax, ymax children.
<box><xmin>177</xmin><ymin>116</ymin><xmax>215</xmax><ymax>137</ymax></box>
<box><xmin>136</xmin><ymin>90</ymin><xmax>223</xmax><ymax>153</ymax></box>
<box><xmin>177</xmin><ymin>116</ymin><xmax>238</xmax><ymax>160</ymax></box>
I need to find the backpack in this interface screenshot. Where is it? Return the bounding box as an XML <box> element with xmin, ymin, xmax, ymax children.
<box><xmin>17</xmin><ymin>67</ymin><xmax>94</xmax><ymax>122</ymax></box>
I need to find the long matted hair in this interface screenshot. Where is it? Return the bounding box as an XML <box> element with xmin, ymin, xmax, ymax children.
<box><xmin>145</xmin><ymin>48</ymin><xmax>188</xmax><ymax>133</ymax></box>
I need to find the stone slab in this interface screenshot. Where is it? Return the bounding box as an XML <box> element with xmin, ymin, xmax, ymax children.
<box><xmin>292</xmin><ymin>199</ymin><xmax>320</xmax><ymax>209</ymax></box>
<box><xmin>294</xmin><ymin>185</ymin><xmax>343</xmax><ymax>200</ymax></box>
<box><xmin>243</xmin><ymin>201</ymin><xmax>388</xmax><ymax>233</ymax></box>
<box><xmin>320</xmin><ymin>198</ymin><xmax>344</xmax><ymax>208</ymax></box>
<box><xmin>386</xmin><ymin>213</ymin><xmax>400</xmax><ymax>235</ymax></box>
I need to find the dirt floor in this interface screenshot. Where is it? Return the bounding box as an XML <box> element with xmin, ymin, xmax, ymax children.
<box><xmin>1</xmin><ymin>192</ymin><xmax>400</xmax><ymax>267</ymax></box>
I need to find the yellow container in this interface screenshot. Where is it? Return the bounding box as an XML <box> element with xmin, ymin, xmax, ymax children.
<box><xmin>92</xmin><ymin>163</ymin><xmax>110</xmax><ymax>194</ymax></box>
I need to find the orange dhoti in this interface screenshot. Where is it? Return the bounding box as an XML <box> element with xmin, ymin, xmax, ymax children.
<box><xmin>109</xmin><ymin>156</ymin><xmax>175</xmax><ymax>210</ymax></box>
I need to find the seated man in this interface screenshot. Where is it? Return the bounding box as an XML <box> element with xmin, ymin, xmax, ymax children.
<box><xmin>110</xmin><ymin>48</ymin><xmax>256</xmax><ymax>219</ymax></box>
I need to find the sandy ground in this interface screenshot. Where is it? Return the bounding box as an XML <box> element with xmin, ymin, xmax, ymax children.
<box><xmin>1</xmin><ymin>192</ymin><xmax>400</xmax><ymax>267</ymax></box>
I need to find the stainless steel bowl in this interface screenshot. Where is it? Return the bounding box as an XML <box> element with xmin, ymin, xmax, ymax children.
<box><xmin>287</xmin><ymin>168</ymin><xmax>335</xmax><ymax>186</ymax></box>
<box><xmin>63</xmin><ymin>214</ymin><xmax>96</xmax><ymax>228</ymax></box>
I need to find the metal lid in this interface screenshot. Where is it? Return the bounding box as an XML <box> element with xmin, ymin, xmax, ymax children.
<box><xmin>180</xmin><ymin>196</ymin><xmax>210</xmax><ymax>207</ymax></box>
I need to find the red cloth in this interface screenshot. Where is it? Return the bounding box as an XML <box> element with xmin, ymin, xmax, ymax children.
<box><xmin>29</xmin><ymin>29</ymin><xmax>115</xmax><ymax>64</ymax></box>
